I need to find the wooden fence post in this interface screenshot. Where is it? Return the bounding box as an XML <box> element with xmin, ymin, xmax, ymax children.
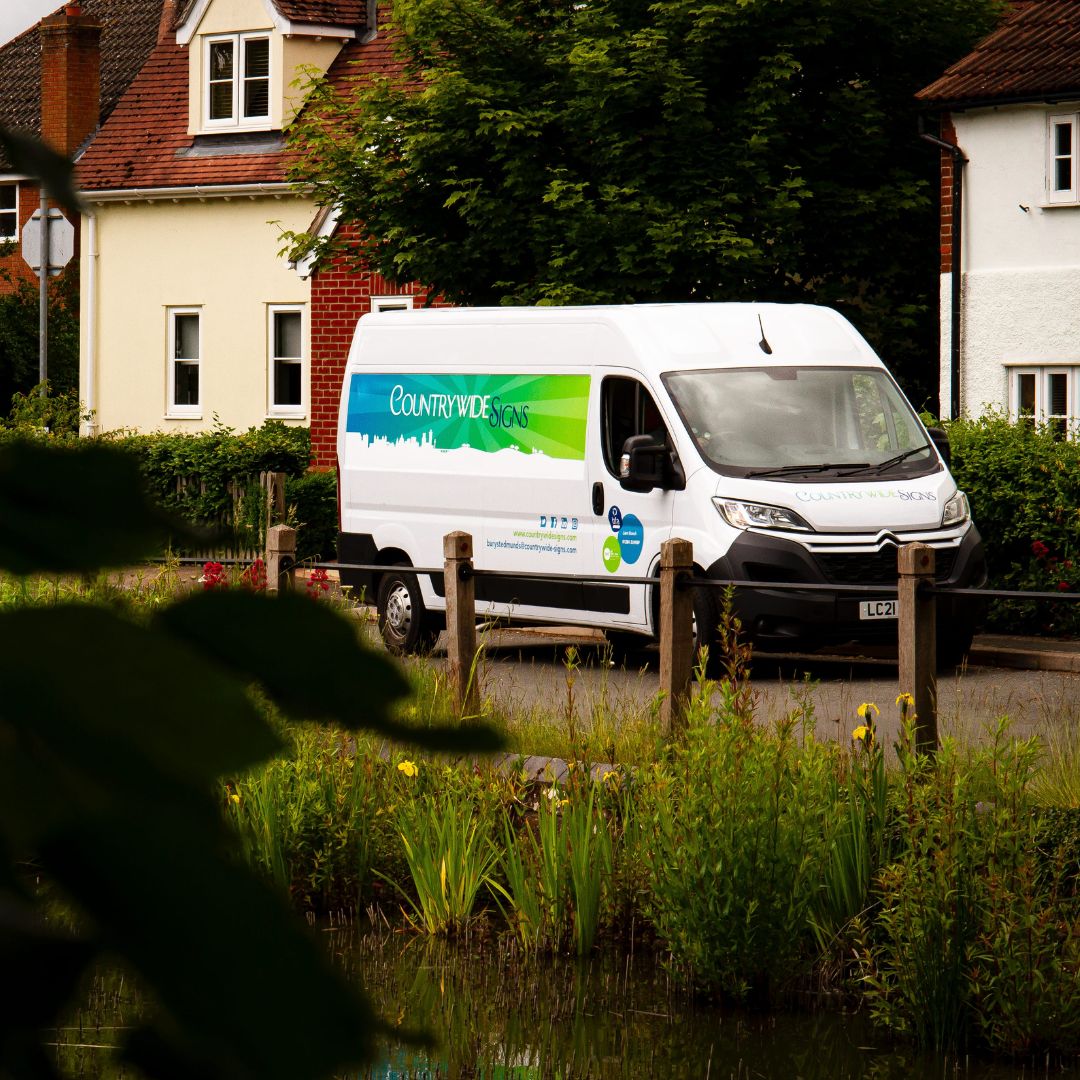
<box><xmin>266</xmin><ymin>524</ymin><xmax>297</xmax><ymax>593</ymax></box>
<box><xmin>659</xmin><ymin>537</ymin><xmax>694</xmax><ymax>739</ymax></box>
<box><xmin>444</xmin><ymin>531</ymin><xmax>479</xmax><ymax>716</ymax></box>
<box><xmin>897</xmin><ymin>542</ymin><xmax>937</xmax><ymax>752</ymax></box>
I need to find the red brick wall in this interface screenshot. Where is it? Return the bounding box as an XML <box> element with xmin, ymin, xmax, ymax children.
<box><xmin>0</xmin><ymin>183</ymin><xmax>42</xmax><ymax>295</ymax></box>
<box><xmin>1</xmin><ymin>11</ymin><xmax>99</xmax><ymax>297</ymax></box>
<box><xmin>939</xmin><ymin>112</ymin><xmax>956</xmax><ymax>275</ymax></box>
<box><xmin>40</xmin><ymin>10</ymin><xmax>102</xmax><ymax>158</ymax></box>
<box><xmin>309</xmin><ymin>223</ymin><xmax>450</xmax><ymax>468</ymax></box>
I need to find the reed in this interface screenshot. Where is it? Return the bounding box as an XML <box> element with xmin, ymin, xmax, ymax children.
<box><xmin>390</xmin><ymin>787</ymin><xmax>502</xmax><ymax>935</ymax></box>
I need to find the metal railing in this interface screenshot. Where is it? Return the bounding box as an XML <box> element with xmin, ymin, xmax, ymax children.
<box><xmin>255</xmin><ymin>528</ymin><xmax>1080</xmax><ymax>750</ymax></box>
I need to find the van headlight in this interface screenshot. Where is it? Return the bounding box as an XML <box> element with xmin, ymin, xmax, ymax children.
<box><xmin>713</xmin><ymin>498</ymin><xmax>813</xmax><ymax>532</ymax></box>
<box><xmin>942</xmin><ymin>490</ymin><xmax>970</xmax><ymax>527</ymax></box>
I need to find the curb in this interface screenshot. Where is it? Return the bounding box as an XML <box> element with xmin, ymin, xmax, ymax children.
<box><xmin>968</xmin><ymin>642</ymin><xmax>1080</xmax><ymax>673</ymax></box>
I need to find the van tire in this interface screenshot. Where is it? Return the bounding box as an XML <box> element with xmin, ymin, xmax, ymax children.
<box><xmin>691</xmin><ymin>586</ymin><xmax>723</xmax><ymax>678</ymax></box>
<box><xmin>377</xmin><ymin>567</ymin><xmax>441</xmax><ymax>655</ymax></box>
<box><xmin>606</xmin><ymin>631</ymin><xmax>649</xmax><ymax>668</ymax></box>
<box><xmin>937</xmin><ymin>619</ymin><xmax>975</xmax><ymax>672</ymax></box>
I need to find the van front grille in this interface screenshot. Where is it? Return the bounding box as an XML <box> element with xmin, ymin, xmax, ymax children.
<box><xmin>817</xmin><ymin>547</ymin><xmax>958</xmax><ymax>585</ymax></box>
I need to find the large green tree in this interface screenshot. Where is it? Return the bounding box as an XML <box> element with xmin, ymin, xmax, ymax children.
<box><xmin>288</xmin><ymin>0</ymin><xmax>1000</xmax><ymax>403</ymax></box>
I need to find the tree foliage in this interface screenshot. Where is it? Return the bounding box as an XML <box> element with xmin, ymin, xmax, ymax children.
<box><xmin>287</xmin><ymin>0</ymin><xmax>1001</xmax><ymax>401</ymax></box>
<box><xmin>0</xmin><ymin>437</ymin><xmax>501</xmax><ymax>1078</ymax></box>
<box><xmin>0</xmin><ymin>270</ymin><xmax>80</xmax><ymax>409</ymax></box>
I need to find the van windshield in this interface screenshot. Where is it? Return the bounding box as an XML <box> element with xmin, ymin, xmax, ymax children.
<box><xmin>662</xmin><ymin>366</ymin><xmax>937</xmax><ymax>479</ymax></box>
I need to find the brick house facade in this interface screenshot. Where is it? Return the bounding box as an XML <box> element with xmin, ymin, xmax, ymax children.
<box><xmin>0</xmin><ymin>0</ymin><xmax>161</xmax><ymax>296</ymax></box>
<box><xmin>307</xmin><ymin>225</ymin><xmax>448</xmax><ymax>468</ymax></box>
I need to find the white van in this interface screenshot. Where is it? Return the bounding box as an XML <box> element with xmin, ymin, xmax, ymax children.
<box><xmin>336</xmin><ymin>303</ymin><xmax>985</xmax><ymax>665</ymax></box>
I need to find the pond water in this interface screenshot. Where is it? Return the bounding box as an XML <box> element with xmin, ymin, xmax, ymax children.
<box><xmin>46</xmin><ymin>923</ymin><xmax>1080</xmax><ymax>1078</ymax></box>
<box><xmin>332</xmin><ymin>927</ymin><xmax>1080</xmax><ymax>1080</ymax></box>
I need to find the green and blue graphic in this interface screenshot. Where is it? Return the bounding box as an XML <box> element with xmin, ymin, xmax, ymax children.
<box><xmin>603</xmin><ymin>506</ymin><xmax>645</xmax><ymax>571</ymax></box>
<box><xmin>346</xmin><ymin>373</ymin><xmax>591</xmax><ymax>460</ymax></box>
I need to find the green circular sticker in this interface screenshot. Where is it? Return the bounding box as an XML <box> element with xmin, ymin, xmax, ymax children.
<box><xmin>602</xmin><ymin>536</ymin><xmax>622</xmax><ymax>573</ymax></box>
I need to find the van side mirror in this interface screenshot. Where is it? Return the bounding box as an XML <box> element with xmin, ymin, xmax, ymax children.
<box><xmin>926</xmin><ymin>426</ymin><xmax>951</xmax><ymax>468</ymax></box>
<box><xmin>619</xmin><ymin>434</ymin><xmax>684</xmax><ymax>493</ymax></box>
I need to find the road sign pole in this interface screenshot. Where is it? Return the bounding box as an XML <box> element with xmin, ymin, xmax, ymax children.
<box><xmin>38</xmin><ymin>189</ymin><xmax>48</xmax><ymax>394</ymax></box>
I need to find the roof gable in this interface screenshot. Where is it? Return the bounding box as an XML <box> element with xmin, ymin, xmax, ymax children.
<box><xmin>176</xmin><ymin>0</ymin><xmax>364</xmax><ymax>43</ymax></box>
<box><xmin>918</xmin><ymin>1</ymin><xmax>1080</xmax><ymax>108</ymax></box>
<box><xmin>0</xmin><ymin>0</ymin><xmax>163</xmax><ymax>171</ymax></box>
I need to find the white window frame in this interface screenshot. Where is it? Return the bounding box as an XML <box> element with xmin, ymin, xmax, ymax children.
<box><xmin>1008</xmin><ymin>364</ymin><xmax>1078</xmax><ymax>438</ymax></box>
<box><xmin>267</xmin><ymin>304</ymin><xmax>305</xmax><ymax>418</ymax></box>
<box><xmin>0</xmin><ymin>181</ymin><xmax>18</xmax><ymax>242</ymax></box>
<box><xmin>203</xmin><ymin>33</ymin><xmax>271</xmax><ymax>130</ymax></box>
<box><xmin>1048</xmin><ymin>113</ymin><xmax>1079</xmax><ymax>204</ymax></box>
<box><xmin>371</xmin><ymin>295</ymin><xmax>415</xmax><ymax>312</ymax></box>
<box><xmin>167</xmin><ymin>307</ymin><xmax>202</xmax><ymax>419</ymax></box>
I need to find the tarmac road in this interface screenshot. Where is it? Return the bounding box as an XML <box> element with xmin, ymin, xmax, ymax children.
<box><xmin>427</xmin><ymin>626</ymin><xmax>1080</xmax><ymax>750</ymax></box>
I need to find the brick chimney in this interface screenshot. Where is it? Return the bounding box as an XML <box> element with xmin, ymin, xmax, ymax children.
<box><xmin>39</xmin><ymin>3</ymin><xmax>104</xmax><ymax>157</ymax></box>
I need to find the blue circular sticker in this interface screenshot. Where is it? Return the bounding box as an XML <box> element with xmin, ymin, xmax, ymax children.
<box><xmin>618</xmin><ymin>514</ymin><xmax>644</xmax><ymax>565</ymax></box>
<box><xmin>608</xmin><ymin>505</ymin><xmax>623</xmax><ymax>532</ymax></box>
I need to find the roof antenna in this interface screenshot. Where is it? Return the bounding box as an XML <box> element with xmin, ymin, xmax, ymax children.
<box><xmin>757</xmin><ymin>313</ymin><xmax>773</xmax><ymax>355</ymax></box>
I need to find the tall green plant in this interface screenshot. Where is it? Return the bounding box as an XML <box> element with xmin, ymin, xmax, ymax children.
<box><xmin>635</xmin><ymin>685</ymin><xmax>833</xmax><ymax>1003</ymax></box>
<box><xmin>392</xmin><ymin>785</ymin><xmax>502</xmax><ymax>935</ymax></box>
<box><xmin>860</xmin><ymin>718</ymin><xmax>1080</xmax><ymax>1055</ymax></box>
<box><xmin>565</xmin><ymin>786</ymin><xmax>614</xmax><ymax>956</ymax></box>
<box><xmin>810</xmin><ymin>703</ymin><xmax>890</xmax><ymax>956</ymax></box>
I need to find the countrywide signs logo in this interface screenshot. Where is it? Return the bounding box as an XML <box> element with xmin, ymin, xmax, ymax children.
<box><xmin>346</xmin><ymin>373</ymin><xmax>590</xmax><ymax>460</ymax></box>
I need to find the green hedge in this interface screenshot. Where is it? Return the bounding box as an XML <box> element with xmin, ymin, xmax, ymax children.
<box><xmin>112</xmin><ymin>424</ymin><xmax>338</xmax><ymax>561</ymax></box>
<box><xmin>285</xmin><ymin>470</ymin><xmax>338</xmax><ymax>563</ymax></box>
<box><xmin>2</xmin><ymin>397</ymin><xmax>339</xmax><ymax>561</ymax></box>
<box><xmin>947</xmin><ymin>414</ymin><xmax>1080</xmax><ymax>635</ymax></box>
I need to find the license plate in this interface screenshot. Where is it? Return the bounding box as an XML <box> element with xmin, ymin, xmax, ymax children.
<box><xmin>859</xmin><ymin>600</ymin><xmax>897</xmax><ymax>621</ymax></box>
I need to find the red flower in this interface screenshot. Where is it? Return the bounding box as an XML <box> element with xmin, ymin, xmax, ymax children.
<box><xmin>1032</xmin><ymin>540</ymin><xmax>1050</xmax><ymax>559</ymax></box>
<box><xmin>201</xmin><ymin>561</ymin><xmax>226</xmax><ymax>590</ymax></box>
<box><xmin>1059</xmin><ymin>581</ymin><xmax>1071</xmax><ymax>592</ymax></box>
<box><xmin>241</xmin><ymin>558</ymin><xmax>267</xmax><ymax>591</ymax></box>
<box><xmin>306</xmin><ymin>567</ymin><xmax>331</xmax><ymax>597</ymax></box>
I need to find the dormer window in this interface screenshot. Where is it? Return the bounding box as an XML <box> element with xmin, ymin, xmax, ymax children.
<box><xmin>205</xmin><ymin>33</ymin><xmax>270</xmax><ymax>128</ymax></box>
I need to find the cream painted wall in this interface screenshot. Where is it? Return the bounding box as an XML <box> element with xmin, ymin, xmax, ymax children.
<box><xmin>283</xmin><ymin>37</ymin><xmax>344</xmax><ymax>123</ymax></box>
<box><xmin>79</xmin><ymin>195</ymin><xmax>315</xmax><ymax>434</ymax></box>
<box><xmin>184</xmin><ymin>0</ymin><xmax>344</xmax><ymax>133</ymax></box>
<box><xmin>946</xmin><ymin>105</ymin><xmax>1080</xmax><ymax>419</ymax></box>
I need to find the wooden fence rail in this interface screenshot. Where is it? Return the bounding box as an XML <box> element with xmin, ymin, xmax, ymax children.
<box><xmin>287</xmin><ymin>529</ymin><xmax>945</xmax><ymax>746</ymax></box>
<box><xmin>268</xmin><ymin>526</ymin><xmax>1080</xmax><ymax>748</ymax></box>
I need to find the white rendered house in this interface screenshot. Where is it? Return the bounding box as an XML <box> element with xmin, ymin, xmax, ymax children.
<box><xmin>918</xmin><ymin>0</ymin><xmax>1080</xmax><ymax>434</ymax></box>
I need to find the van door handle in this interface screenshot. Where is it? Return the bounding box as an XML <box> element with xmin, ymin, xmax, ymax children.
<box><xmin>592</xmin><ymin>482</ymin><xmax>605</xmax><ymax>516</ymax></box>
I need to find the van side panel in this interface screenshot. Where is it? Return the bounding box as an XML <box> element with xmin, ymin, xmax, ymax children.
<box><xmin>339</xmin><ymin>320</ymin><xmax>633</xmax><ymax>623</ymax></box>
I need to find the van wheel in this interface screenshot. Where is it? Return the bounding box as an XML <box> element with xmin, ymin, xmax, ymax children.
<box><xmin>937</xmin><ymin>619</ymin><xmax>975</xmax><ymax>672</ymax></box>
<box><xmin>606</xmin><ymin>631</ymin><xmax>649</xmax><ymax>668</ymax></box>
<box><xmin>691</xmin><ymin>587</ymin><xmax>723</xmax><ymax>678</ymax></box>
<box><xmin>377</xmin><ymin>567</ymin><xmax>441</xmax><ymax>655</ymax></box>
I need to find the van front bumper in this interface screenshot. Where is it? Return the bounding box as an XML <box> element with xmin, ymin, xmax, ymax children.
<box><xmin>705</xmin><ymin>524</ymin><xmax>987</xmax><ymax>651</ymax></box>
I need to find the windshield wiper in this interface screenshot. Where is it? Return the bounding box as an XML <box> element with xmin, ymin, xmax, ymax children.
<box><xmin>839</xmin><ymin>445</ymin><xmax>932</xmax><ymax>476</ymax></box>
<box><xmin>745</xmin><ymin>463</ymin><xmax>869</xmax><ymax>479</ymax></box>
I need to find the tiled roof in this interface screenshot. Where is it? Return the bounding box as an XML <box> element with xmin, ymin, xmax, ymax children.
<box><xmin>0</xmin><ymin>0</ymin><xmax>163</xmax><ymax>171</ymax></box>
<box><xmin>918</xmin><ymin>0</ymin><xmax>1080</xmax><ymax>107</ymax></box>
<box><xmin>176</xmin><ymin>0</ymin><xmax>365</xmax><ymax>28</ymax></box>
<box><xmin>76</xmin><ymin>29</ymin><xmax>290</xmax><ymax>190</ymax></box>
<box><xmin>274</xmin><ymin>0</ymin><xmax>366</xmax><ymax>25</ymax></box>
<box><xmin>78</xmin><ymin>3</ymin><xmax>399</xmax><ymax>193</ymax></box>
